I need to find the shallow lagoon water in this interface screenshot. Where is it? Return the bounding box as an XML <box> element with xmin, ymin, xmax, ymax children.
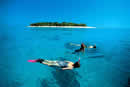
<box><xmin>1</xmin><ymin>26</ymin><xmax>130</xmax><ymax>87</ymax></box>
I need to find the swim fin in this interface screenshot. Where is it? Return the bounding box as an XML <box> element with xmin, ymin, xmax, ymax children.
<box><xmin>28</xmin><ymin>60</ymin><xmax>37</xmax><ymax>63</ymax></box>
<box><xmin>28</xmin><ymin>59</ymin><xmax>44</xmax><ymax>63</ymax></box>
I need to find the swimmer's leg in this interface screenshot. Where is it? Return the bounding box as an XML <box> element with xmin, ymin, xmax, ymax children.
<box><xmin>36</xmin><ymin>59</ymin><xmax>59</xmax><ymax>66</ymax></box>
<box><xmin>36</xmin><ymin>59</ymin><xmax>44</xmax><ymax>63</ymax></box>
<box><xmin>72</xmin><ymin>49</ymin><xmax>81</xmax><ymax>54</ymax></box>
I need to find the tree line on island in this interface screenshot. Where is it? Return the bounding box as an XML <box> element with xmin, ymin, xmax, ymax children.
<box><xmin>30</xmin><ymin>22</ymin><xmax>87</xmax><ymax>26</ymax></box>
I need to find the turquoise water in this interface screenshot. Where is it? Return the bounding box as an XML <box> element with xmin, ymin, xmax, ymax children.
<box><xmin>1</xmin><ymin>26</ymin><xmax>130</xmax><ymax>87</ymax></box>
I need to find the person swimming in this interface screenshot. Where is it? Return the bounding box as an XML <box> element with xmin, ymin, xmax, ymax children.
<box><xmin>71</xmin><ymin>43</ymin><xmax>96</xmax><ymax>54</ymax></box>
<box><xmin>28</xmin><ymin>58</ymin><xmax>80</xmax><ymax>70</ymax></box>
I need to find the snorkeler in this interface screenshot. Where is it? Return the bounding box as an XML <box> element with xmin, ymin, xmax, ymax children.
<box><xmin>28</xmin><ymin>58</ymin><xmax>80</xmax><ymax>70</ymax></box>
<box><xmin>70</xmin><ymin>43</ymin><xmax>96</xmax><ymax>54</ymax></box>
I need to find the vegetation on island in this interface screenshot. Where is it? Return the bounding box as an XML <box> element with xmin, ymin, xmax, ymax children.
<box><xmin>30</xmin><ymin>22</ymin><xmax>87</xmax><ymax>26</ymax></box>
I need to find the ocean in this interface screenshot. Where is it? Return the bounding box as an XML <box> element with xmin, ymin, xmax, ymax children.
<box><xmin>0</xmin><ymin>25</ymin><xmax>130</xmax><ymax>87</ymax></box>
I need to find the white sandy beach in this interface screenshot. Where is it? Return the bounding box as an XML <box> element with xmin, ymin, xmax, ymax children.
<box><xmin>27</xmin><ymin>26</ymin><xmax>96</xmax><ymax>28</ymax></box>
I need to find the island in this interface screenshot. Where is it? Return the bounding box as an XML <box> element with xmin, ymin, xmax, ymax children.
<box><xmin>28</xmin><ymin>22</ymin><xmax>96</xmax><ymax>28</ymax></box>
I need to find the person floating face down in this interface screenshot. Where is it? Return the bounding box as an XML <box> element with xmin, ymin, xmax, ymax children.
<box><xmin>29</xmin><ymin>58</ymin><xmax>80</xmax><ymax>70</ymax></box>
<box><xmin>72</xmin><ymin>43</ymin><xmax>96</xmax><ymax>54</ymax></box>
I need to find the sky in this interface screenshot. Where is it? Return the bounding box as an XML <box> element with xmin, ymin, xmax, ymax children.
<box><xmin>1</xmin><ymin>0</ymin><xmax>130</xmax><ymax>28</ymax></box>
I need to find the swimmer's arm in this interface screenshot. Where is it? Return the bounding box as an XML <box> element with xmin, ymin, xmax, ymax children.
<box><xmin>62</xmin><ymin>67</ymin><xmax>73</xmax><ymax>70</ymax></box>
